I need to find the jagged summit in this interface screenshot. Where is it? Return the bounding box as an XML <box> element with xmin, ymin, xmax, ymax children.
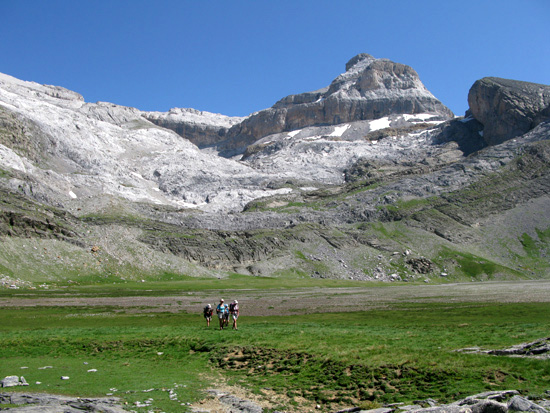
<box><xmin>218</xmin><ymin>53</ymin><xmax>454</xmax><ymax>155</ymax></box>
<box><xmin>345</xmin><ymin>53</ymin><xmax>376</xmax><ymax>71</ymax></box>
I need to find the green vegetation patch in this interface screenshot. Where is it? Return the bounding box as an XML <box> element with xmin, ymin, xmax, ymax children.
<box><xmin>520</xmin><ymin>227</ymin><xmax>550</xmax><ymax>258</ymax></box>
<box><xmin>2</xmin><ymin>300</ymin><xmax>549</xmax><ymax>411</ymax></box>
<box><xmin>438</xmin><ymin>247</ymin><xmax>518</xmax><ymax>280</ymax></box>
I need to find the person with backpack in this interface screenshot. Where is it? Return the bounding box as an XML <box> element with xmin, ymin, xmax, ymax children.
<box><xmin>203</xmin><ymin>304</ymin><xmax>213</xmax><ymax>327</ymax></box>
<box><xmin>229</xmin><ymin>300</ymin><xmax>239</xmax><ymax>330</ymax></box>
<box><xmin>216</xmin><ymin>299</ymin><xmax>226</xmax><ymax>330</ymax></box>
<box><xmin>223</xmin><ymin>301</ymin><xmax>230</xmax><ymax>328</ymax></box>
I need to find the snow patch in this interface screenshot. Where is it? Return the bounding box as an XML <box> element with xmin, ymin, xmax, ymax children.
<box><xmin>403</xmin><ymin>113</ymin><xmax>436</xmax><ymax>122</ymax></box>
<box><xmin>369</xmin><ymin>117</ymin><xmax>391</xmax><ymax>131</ymax></box>
<box><xmin>287</xmin><ymin>130</ymin><xmax>301</xmax><ymax>138</ymax></box>
<box><xmin>329</xmin><ymin>124</ymin><xmax>351</xmax><ymax>137</ymax></box>
<box><xmin>68</xmin><ymin>191</ymin><xmax>77</xmax><ymax>199</ymax></box>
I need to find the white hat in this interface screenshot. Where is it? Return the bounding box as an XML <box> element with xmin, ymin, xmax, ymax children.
<box><xmin>220</xmin><ymin>298</ymin><xmax>224</xmax><ymax>302</ymax></box>
<box><xmin>234</xmin><ymin>300</ymin><xmax>238</xmax><ymax>304</ymax></box>
<box><xmin>207</xmin><ymin>304</ymin><xmax>211</xmax><ymax>308</ymax></box>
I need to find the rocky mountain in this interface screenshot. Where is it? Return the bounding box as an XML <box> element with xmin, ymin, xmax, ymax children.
<box><xmin>0</xmin><ymin>54</ymin><xmax>549</xmax><ymax>286</ymax></box>
<box><xmin>219</xmin><ymin>53</ymin><xmax>454</xmax><ymax>155</ymax></box>
<box><xmin>468</xmin><ymin>77</ymin><xmax>550</xmax><ymax>145</ymax></box>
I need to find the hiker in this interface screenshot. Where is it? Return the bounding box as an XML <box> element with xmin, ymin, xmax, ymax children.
<box><xmin>216</xmin><ymin>299</ymin><xmax>226</xmax><ymax>330</ymax></box>
<box><xmin>229</xmin><ymin>300</ymin><xmax>239</xmax><ymax>330</ymax></box>
<box><xmin>223</xmin><ymin>301</ymin><xmax>230</xmax><ymax>328</ymax></box>
<box><xmin>203</xmin><ymin>304</ymin><xmax>213</xmax><ymax>327</ymax></box>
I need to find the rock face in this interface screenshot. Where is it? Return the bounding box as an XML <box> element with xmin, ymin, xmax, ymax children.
<box><xmin>1</xmin><ymin>54</ymin><xmax>550</xmax><ymax>282</ymax></box>
<box><xmin>0</xmin><ymin>72</ymin><xmax>287</xmax><ymax>214</ymax></box>
<box><xmin>468</xmin><ymin>77</ymin><xmax>550</xmax><ymax>146</ymax></box>
<box><xmin>219</xmin><ymin>53</ymin><xmax>454</xmax><ymax>155</ymax></box>
<box><xmin>143</xmin><ymin>107</ymin><xmax>245</xmax><ymax>148</ymax></box>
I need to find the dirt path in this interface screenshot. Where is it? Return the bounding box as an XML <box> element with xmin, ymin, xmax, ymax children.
<box><xmin>2</xmin><ymin>280</ymin><xmax>550</xmax><ymax>316</ymax></box>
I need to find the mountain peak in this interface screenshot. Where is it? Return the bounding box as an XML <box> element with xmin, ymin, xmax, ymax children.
<box><xmin>345</xmin><ymin>53</ymin><xmax>376</xmax><ymax>71</ymax></box>
<box><xmin>219</xmin><ymin>54</ymin><xmax>454</xmax><ymax>154</ymax></box>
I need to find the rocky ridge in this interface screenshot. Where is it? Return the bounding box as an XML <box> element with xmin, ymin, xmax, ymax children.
<box><xmin>468</xmin><ymin>77</ymin><xmax>550</xmax><ymax>146</ymax></box>
<box><xmin>143</xmin><ymin>107</ymin><xmax>245</xmax><ymax>148</ymax></box>
<box><xmin>0</xmin><ymin>54</ymin><xmax>550</xmax><ymax>282</ymax></box>
<box><xmin>219</xmin><ymin>53</ymin><xmax>454</xmax><ymax>155</ymax></box>
<box><xmin>0</xmin><ymin>72</ymin><xmax>289</xmax><ymax>213</ymax></box>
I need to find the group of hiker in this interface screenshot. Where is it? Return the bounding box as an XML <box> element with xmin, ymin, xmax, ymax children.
<box><xmin>203</xmin><ymin>298</ymin><xmax>239</xmax><ymax>330</ymax></box>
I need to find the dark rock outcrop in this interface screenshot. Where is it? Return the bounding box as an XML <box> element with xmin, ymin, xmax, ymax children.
<box><xmin>468</xmin><ymin>77</ymin><xmax>550</xmax><ymax>146</ymax></box>
<box><xmin>0</xmin><ymin>188</ymin><xmax>80</xmax><ymax>243</ymax></box>
<box><xmin>143</xmin><ymin>108</ymin><xmax>244</xmax><ymax>148</ymax></box>
<box><xmin>219</xmin><ymin>53</ymin><xmax>454</xmax><ymax>155</ymax></box>
<box><xmin>147</xmin><ymin>116</ymin><xmax>227</xmax><ymax>147</ymax></box>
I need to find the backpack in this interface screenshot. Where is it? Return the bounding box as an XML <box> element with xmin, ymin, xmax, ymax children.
<box><xmin>204</xmin><ymin>306</ymin><xmax>211</xmax><ymax>316</ymax></box>
<box><xmin>229</xmin><ymin>303</ymin><xmax>236</xmax><ymax>313</ymax></box>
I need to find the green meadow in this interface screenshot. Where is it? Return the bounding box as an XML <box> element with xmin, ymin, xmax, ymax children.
<box><xmin>1</xmin><ymin>281</ymin><xmax>550</xmax><ymax>412</ymax></box>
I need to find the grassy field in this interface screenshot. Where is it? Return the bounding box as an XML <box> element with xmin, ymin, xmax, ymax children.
<box><xmin>1</xmin><ymin>280</ymin><xmax>550</xmax><ymax>412</ymax></box>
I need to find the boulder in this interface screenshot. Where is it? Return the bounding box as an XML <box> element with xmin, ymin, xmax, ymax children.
<box><xmin>406</xmin><ymin>257</ymin><xmax>435</xmax><ymax>274</ymax></box>
<box><xmin>468</xmin><ymin>77</ymin><xmax>550</xmax><ymax>146</ymax></box>
<box><xmin>488</xmin><ymin>337</ymin><xmax>550</xmax><ymax>358</ymax></box>
<box><xmin>0</xmin><ymin>376</ymin><xmax>20</xmax><ymax>387</ymax></box>
<box><xmin>405</xmin><ymin>407</ymin><xmax>473</xmax><ymax>413</ymax></box>
<box><xmin>470</xmin><ymin>400</ymin><xmax>508</xmax><ymax>413</ymax></box>
<box><xmin>0</xmin><ymin>392</ymin><xmax>127</xmax><ymax>413</ymax></box>
<box><xmin>206</xmin><ymin>389</ymin><xmax>264</xmax><ymax>413</ymax></box>
<box><xmin>507</xmin><ymin>395</ymin><xmax>548</xmax><ymax>413</ymax></box>
<box><xmin>468</xmin><ymin>391</ymin><xmax>520</xmax><ymax>402</ymax></box>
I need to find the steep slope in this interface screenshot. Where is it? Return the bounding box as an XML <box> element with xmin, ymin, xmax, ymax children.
<box><xmin>0</xmin><ymin>73</ymin><xmax>290</xmax><ymax>214</ymax></box>
<box><xmin>468</xmin><ymin>77</ymin><xmax>550</xmax><ymax>146</ymax></box>
<box><xmin>0</xmin><ymin>57</ymin><xmax>549</xmax><ymax>286</ymax></box>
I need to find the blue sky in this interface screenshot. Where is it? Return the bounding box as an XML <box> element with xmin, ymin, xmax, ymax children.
<box><xmin>1</xmin><ymin>0</ymin><xmax>548</xmax><ymax>117</ymax></box>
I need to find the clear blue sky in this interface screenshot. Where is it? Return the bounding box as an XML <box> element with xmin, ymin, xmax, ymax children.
<box><xmin>1</xmin><ymin>0</ymin><xmax>548</xmax><ymax>117</ymax></box>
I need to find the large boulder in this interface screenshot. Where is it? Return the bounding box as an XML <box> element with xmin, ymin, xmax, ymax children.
<box><xmin>219</xmin><ymin>53</ymin><xmax>454</xmax><ymax>155</ymax></box>
<box><xmin>468</xmin><ymin>77</ymin><xmax>550</xmax><ymax>146</ymax></box>
<box><xmin>507</xmin><ymin>395</ymin><xmax>548</xmax><ymax>413</ymax></box>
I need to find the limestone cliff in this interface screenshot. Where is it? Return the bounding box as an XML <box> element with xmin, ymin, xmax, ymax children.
<box><xmin>143</xmin><ymin>108</ymin><xmax>245</xmax><ymax>148</ymax></box>
<box><xmin>218</xmin><ymin>53</ymin><xmax>454</xmax><ymax>155</ymax></box>
<box><xmin>468</xmin><ymin>77</ymin><xmax>550</xmax><ymax>146</ymax></box>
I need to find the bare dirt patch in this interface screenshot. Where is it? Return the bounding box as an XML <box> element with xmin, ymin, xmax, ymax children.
<box><xmin>1</xmin><ymin>280</ymin><xmax>550</xmax><ymax>316</ymax></box>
